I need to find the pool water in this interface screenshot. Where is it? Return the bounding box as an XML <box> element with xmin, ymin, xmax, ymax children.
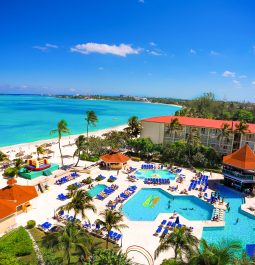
<box><xmin>202</xmin><ymin>184</ymin><xmax>255</xmax><ymax>251</ymax></box>
<box><xmin>122</xmin><ymin>188</ymin><xmax>213</xmax><ymax>221</ymax></box>
<box><xmin>87</xmin><ymin>184</ymin><xmax>107</xmax><ymax>197</ymax></box>
<box><xmin>135</xmin><ymin>170</ymin><xmax>176</xmax><ymax>180</ymax></box>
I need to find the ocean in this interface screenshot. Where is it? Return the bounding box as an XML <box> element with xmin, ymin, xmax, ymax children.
<box><xmin>0</xmin><ymin>95</ymin><xmax>181</xmax><ymax>147</ymax></box>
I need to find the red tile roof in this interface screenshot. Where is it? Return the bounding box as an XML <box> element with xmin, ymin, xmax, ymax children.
<box><xmin>0</xmin><ymin>199</ymin><xmax>16</xmax><ymax>220</ymax></box>
<box><xmin>142</xmin><ymin>116</ymin><xmax>255</xmax><ymax>133</ymax></box>
<box><xmin>0</xmin><ymin>184</ymin><xmax>38</xmax><ymax>206</ymax></box>
<box><xmin>100</xmin><ymin>153</ymin><xmax>130</xmax><ymax>163</ymax></box>
<box><xmin>223</xmin><ymin>144</ymin><xmax>255</xmax><ymax>169</ymax></box>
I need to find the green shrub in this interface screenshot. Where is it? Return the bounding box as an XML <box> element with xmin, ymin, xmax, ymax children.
<box><xmin>0</xmin><ymin>227</ymin><xmax>33</xmax><ymax>257</ymax></box>
<box><xmin>107</xmin><ymin>178</ymin><xmax>115</xmax><ymax>183</ymax></box>
<box><xmin>80</xmin><ymin>153</ymin><xmax>99</xmax><ymax>162</ymax></box>
<box><xmin>131</xmin><ymin>156</ymin><xmax>141</xmax><ymax>162</ymax></box>
<box><xmin>84</xmin><ymin>176</ymin><xmax>93</xmax><ymax>184</ymax></box>
<box><xmin>0</xmin><ymin>253</ymin><xmax>20</xmax><ymax>265</ymax></box>
<box><xmin>95</xmin><ymin>176</ymin><xmax>103</xmax><ymax>181</ymax></box>
<box><xmin>4</xmin><ymin>167</ymin><xmax>17</xmax><ymax>178</ymax></box>
<box><xmin>26</xmin><ymin>220</ymin><xmax>36</xmax><ymax>229</ymax></box>
<box><xmin>67</xmin><ymin>184</ymin><xmax>78</xmax><ymax>191</ymax></box>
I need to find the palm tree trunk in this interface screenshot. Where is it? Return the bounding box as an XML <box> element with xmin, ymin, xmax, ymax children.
<box><xmin>174</xmin><ymin>245</ymin><xmax>178</xmax><ymax>260</ymax></box>
<box><xmin>86</xmin><ymin>122</ymin><xmax>89</xmax><ymax>155</ymax></box>
<box><xmin>58</xmin><ymin>138</ymin><xmax>64</xmax><ymax>166</ymax></box>
<box><xmin>75</xmin><ymin>150</ymin><xmax>80</xmax><ymax>167</ymax></box>
<box><xmin>67</xmin><ymin>252</ymin><xmax>71</xmax><ymax>265</ymax></box>
<box><xmin>106</xmin><ymin>232</ymin><xmax>109</xmax><ymax>249</ymax></box>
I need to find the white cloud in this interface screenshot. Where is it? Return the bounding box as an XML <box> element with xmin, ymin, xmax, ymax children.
<box><xmin>33</xmin><ymin>43</ymin><xmax>58</xmax><ymax>51</ymax></box>
<box><xmin>252</xmin><ymin>81</ymin><xmax>255</xmax><ymax>85</ymax></box>
<box><xmin>69</xmin><ymin>87</ymin><xmax>76</xmax><ymax>92</ymax></box>
<box><xmin>149</xmin><ymin>42</ymin><xmax>156</xmax><ymax>46</ymax></box>
<box><xmin>210</xmin><ymin>50</ymin><xmax>220</xmax><ymax>56</ymax></box>
<box><xmin>33</xmin><ymin>45</ymin><xmax>48</xmax><ymax>52</ymax></box>
<box><xmin>71</xmin><ymin>43</ymin><xmax>141</xmax><ymax>57</ymax></box>
<box><xmin>209</xmin><ymin>71</ymin><xmax>217</xmax><ymax>75</ymax></box>
<box><xmin>222</xmin><ymin>70</ymin><xmax>236</xmax><ymax>78</ymax></box>
<box><xmin>238</xmin><ymin>75</ymin><xmax>247</xmax><ymax>79</ymax></box>
<box><xmin>149</xmin><ymin>50</ymin><xmax>162</xmax><ymax>56</ymax></box>
<box><xmin>233</xmin><ymin>80</ymin><xmax>241</xmax><ymax>88</ymax></box>
<box><xmin>189</xmin><ymin>49</ymin><xmax>196</xmax><ymax>55</ymax></box>
<box><xmin>46</xmin><ymin>43</ymin><xmax>58</xmax><ymax>49</ymax></box>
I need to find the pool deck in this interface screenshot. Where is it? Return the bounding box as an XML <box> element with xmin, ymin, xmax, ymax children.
<box><xmin>0</xmin><ymin>150</ymin><xmax>253</xmax><ymax>264</ymax></box>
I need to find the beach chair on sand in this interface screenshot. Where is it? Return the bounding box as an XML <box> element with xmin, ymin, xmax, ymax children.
<box><xmin>160</xmin><ymin>220</ymin><xmax>167</xmax><ymax>227</ymax></box>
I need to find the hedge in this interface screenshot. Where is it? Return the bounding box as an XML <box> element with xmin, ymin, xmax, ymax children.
<box><xmin>0</xmin><ymin>227</ymin><xmax>33</xmax><ymax>257</ymax></box>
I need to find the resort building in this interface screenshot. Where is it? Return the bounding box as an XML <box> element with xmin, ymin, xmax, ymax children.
<box><xmin>100</xmin><ymin>149</ymin><xmax>130</xmax><ymax>170</ymax></box>
<box><xmin>0</xmin><ymin>178</ymin><xmax>38</xmax><ymax>233</ymax></box>
<box><xmin>141</xmin><ymin>115</ymin><xmax>255</xmax><ymax>155</ymax></box>
<box><xmin>222</xmin><ymin>144</ymin><xmax>255</xmax><ymax>192</ymax></box>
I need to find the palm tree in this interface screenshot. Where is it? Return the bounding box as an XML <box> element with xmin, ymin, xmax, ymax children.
<box><xmin>233</xmin><ymin>252</ymin><xmax>255</xmax><ymax>265</ymax></box>
<box><xmin>166</xmin><ymin>118</ymin><xmax>183</xmax><ymax>142</ymax></box>
<box><xmin>235</xmin><ymin>120</ymin><xmax>250</xmax><ymax>135</ymax></box>
<box><xmin>50</xmin><ymin>119</ymin><xmax>70</xmax><ymax>166</ymax></box>
<box><xmin>186</xmin><ymin>128</ymin><xmax>200</xmax><ymax>146</ymax></box>
<box><xmin>42</xmin><ymin>222</ymin><xmax>90</xmax><ymax>265</ymax></box>
<box><xmin>125</xmin><ymin>116</ymin><xmax>142</xmax><ymax>138</ymax></box>
<box><xmin>154</xmin><ymin>226</ymin><xmax>199</xmax><ymax>261</ymax></box>
<box><xmin>58</xmin><ymin>189</ymin><xmax>96</xmax><ymax>221</ymax></box>
<box><xmin>217</xmin><ymin>123</ymin><xmax>232</xmax><ymax>151</ymax></box>
<box><xmin>189</xmin><ymin>238</ymin><xmax>241</xmax><ymax>265</ymax></box>
<box><xmin>96</xmin><ymin>209</ymin><xmax>128</xmax><ymax>249</ymax></box>
<box><xmin>0</xmin><ymin>151</ymin><xmax>8</xmax><ymax>162</ymax></box>
<box><xmin>36</xmin><ymin>145</ymin><xmax>46</xmax><ymax>159</ymax></box>
<box><xmin>85</xmin><ymin>111</ymin><xmax>98</xmax><ymax>152</ymax></box>
<box><xmin>73</xmin><ymin>135</ymin><xmax>86</xmax><ymax>166</ymax></box>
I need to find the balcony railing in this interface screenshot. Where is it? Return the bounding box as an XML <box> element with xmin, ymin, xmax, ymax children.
<box><xmin>222</xmin><ymin>169</ymin><xmax>255</xmax><ymax>180</ymax></box>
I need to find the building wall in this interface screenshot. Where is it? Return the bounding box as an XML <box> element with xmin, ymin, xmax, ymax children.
<box><xmin>141</xmin><ymin>121</ymin><xmax>165</xmax><ymax>144</ymax></box>
<box><xmin>141</xmin><ymin>121</ymin><xmax>255</xmax><ymax>155</ymax></box>
<box><xmin>0</xmin><ymin>215</ymin><xmax>16</xmax><ymax>234</ymax></box>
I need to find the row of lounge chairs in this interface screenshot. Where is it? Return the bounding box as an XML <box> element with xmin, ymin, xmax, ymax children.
<box><xmin>55</xmin><ymin>172</ymin><xmax>79</xmax><ymax>185</ymax></box>
<box><xmin>141</xmin><ymin>164</ymin><xmax>155</xmax><ymax>169</ymax></box>
<box><xmin>96</xmin><ymin>185</ymin><xmax>118</xmax><ymax>200</ymax></box>
<box><xmin>107</xmin><ymin>186</ymin><xmax>137</xmax><ymax>209</ymax></box>
<box><xmin>188</xmin><ymin>178</ymin><xmax>208</xmax><ymax>192</ymax></box>
<box><xmin>172</xmin><ymin>168</ymin><xmax>182</xmax><ymax>173</ymax></box>
<box><xmin>126</xmin><ymin>166</ymin><xmax>137</xmax><ymax>174</ymax></box>
<box><xmin>144</xmin><ymin>178</ymin><xmax>170</xmax><ymax>185</ymax></box>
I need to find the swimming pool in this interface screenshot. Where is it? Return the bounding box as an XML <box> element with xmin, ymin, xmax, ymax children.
<box><xmin>122</xmin><ymin>188</ymin><xmax>213</xmax><ymax>221</ymax></box>
<box><xmin>87</xmin><ymin>184</ymin><xmax>107</xmax><ymax>197</ymax></box>
<box><xmin>135</xmin><ymin>170</ymin><xmax>176</xmax><ymax>180</ymax></box>
<box><xmin>202</xmin><ymin>184</ymin><xmax>255</xmax><ymax>252</ymax></box>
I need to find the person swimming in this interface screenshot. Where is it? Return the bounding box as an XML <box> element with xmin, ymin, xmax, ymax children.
<box><xmin>182</xmin><ymin>208</ymin><xmax>187</xmax><ymax>210</ymax></box>
<box><xmin>189</xmin><ymin>208</ymin><xmax>194</xmax><ymax>210</ymax></box>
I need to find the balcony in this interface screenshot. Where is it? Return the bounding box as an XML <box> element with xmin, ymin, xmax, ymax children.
<box><xmin>222</xmin><ymin>169</ymin><xmax>255</xmax><ymax>181</ymax></box>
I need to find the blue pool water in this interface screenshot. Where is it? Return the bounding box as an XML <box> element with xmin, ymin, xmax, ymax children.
<box><xmin>87</xmin><ymin>184</ymin><xmax>107</xmax><ymax>197</ymax></box>
<box><xmin>0</xmin><ymin>95</ymin><xmax>180</xmax><ymax>147</ymax></box>
<box><xmin>202</xmin><ymin>184</ymin><xmax>255</xmax><ymax>250</ymax></box>
<box><xmin>135</xmin><ymin>170</ymin><xmax>176</xmax><ymax>180</ymax></box>
<box><xmin>122</xmin><ymin>188</ymin><xmax>213</xmax><ymax>221</ymax></box>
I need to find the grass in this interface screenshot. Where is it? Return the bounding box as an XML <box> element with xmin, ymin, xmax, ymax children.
<box><xmin>29</xmin><ymin>227</ymin><xmax>118</xmax><ymax>264</ymax></box>
<box><xmin>0</xmin><ymin>226</ymin><xmax>38</xmax><ymax>265</ymax></box>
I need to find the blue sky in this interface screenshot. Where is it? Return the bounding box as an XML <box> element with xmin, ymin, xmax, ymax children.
<box><xmin>0</xmin><ymin>0</ymin><xmax>255</xmax><ymax>101</ymax></box>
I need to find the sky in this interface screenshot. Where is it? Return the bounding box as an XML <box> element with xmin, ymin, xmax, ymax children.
<box><xmin>0</xmin><ymin>0</ymin><xmax>255</xmax><ymax>101</ymax></box>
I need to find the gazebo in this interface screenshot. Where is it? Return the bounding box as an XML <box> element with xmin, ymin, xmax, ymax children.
<box><xmin>100</xmin><ymin>149</ymin><xmax>130</xmax><ymax>170</ymax></box>
<box><xmin>222</xmin><ymin>144</ymin><xmax>255</xmax><ymax>191</ymax></box>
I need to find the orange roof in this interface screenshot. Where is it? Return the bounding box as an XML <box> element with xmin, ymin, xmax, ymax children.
<box><xmin>0</xmin><ymin>184</ymin><xmax>38</xmax><ymax>206</ymax></box>
<box><xmin>142</xmin><ymin>116</ymin><xmax>255</xmax><ymax>133</ymax></box>
<box><xmin>0</xmin><ymin>199</ymin><xmax>16</xmax><ymax>220</ymax></box>
<box><xmin>100</xmin><ymin>152</ymin><xmax>130</xmax><ymax>163</ymax></box>
<box><xmin>223</xmin><ymin>144</ymin><xmax>255</xmax><ymax>170</ymax></box>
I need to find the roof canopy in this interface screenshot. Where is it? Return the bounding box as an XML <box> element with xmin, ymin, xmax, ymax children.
<box><xmin>100</xmin><ymin>152</ymin><xmax>130</xmax><ymax>164</ymax></box>
<box><xmin>142</xmin><ymin>115</ymin><xmax>255</xmax><ymax>133</ymax></box>
<box><xmin>0</xmin><ymin>183</ymin><xmax>38</xmax><ymax>206</ymax></box>
<box><xmin>223</xmin><ymin>144</ymin><xmax>255</xmax><ymax>170</ymax></box>
<box><xmin>0</xmin><ymin>199</ymin><xmax>16</xmax><ymax>220</ymax></box>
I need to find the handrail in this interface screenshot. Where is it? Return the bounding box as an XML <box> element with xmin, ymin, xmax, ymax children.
<box><xmin>126</xmin><ymin>245</ymin><xmax>154</xmax><ymax>265</ymax></box>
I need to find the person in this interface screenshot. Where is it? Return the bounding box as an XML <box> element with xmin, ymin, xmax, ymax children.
<box><xmin>236</xmin><ymin>218</ymin><xmax>239</xmax><ymax>223</ymax></box>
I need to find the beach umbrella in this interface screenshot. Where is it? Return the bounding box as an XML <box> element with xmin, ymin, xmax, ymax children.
<box><xmin>175</xmin><ymin>216</ymin><xmax>180</xmax><ymax>224</ymax></box>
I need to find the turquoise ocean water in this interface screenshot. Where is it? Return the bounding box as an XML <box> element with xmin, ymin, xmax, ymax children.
<box><xmin>0</xmin><ymin>95</ymin><xmax>180</xmax><ymax>147</ymax></box>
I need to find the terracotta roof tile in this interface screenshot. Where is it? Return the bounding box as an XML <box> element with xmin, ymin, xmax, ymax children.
<box><xmin>223</xmin><ymin>144</ymin><xmax>255</xmax><ymax>169</ymax></box>
<box><xmin>100</xmin><ymin>153</ymin><xmax>130</xmax><ymax>163</ymax></box>
<box><xmin>0</xmin><ymin>199</ymin><xmax>16</xmax><ymax>220</ymax></box>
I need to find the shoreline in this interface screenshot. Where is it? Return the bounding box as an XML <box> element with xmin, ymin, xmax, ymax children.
<box><xmin>0</xmin><ymin>124</ymin><xmax>127</xmax><ymax>151</ymax></box>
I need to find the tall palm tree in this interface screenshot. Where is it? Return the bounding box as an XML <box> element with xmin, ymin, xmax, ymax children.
<box><xmin>189</xmin><ymin>238</ymin><xmax>241</xmax><ymax>265</ymax></box>
<box><xmin>58</xmin><ymin>189</ymin><xmax>96</xmax><ymax>221</ymax></box>
<box><xmin>50</xmin><ymin>119</ymin><xmax>70</xmax><ymax>166</ymax></box>
<box><xmin>125</xmin><ymin>116</ymin><xmax>142</xmax><ymax>138</ymax></box>
<box><xmin>154</xmin><ymin>226</ymin><xmax>199</xmax><ymax>261</ymax></box>
<box><xmin>42</xmin><ymin>222</ymin><xmax>89</xmax><ymax>265</ymax></box>
<box><xmin>85</xmin><ymin>111</ymin><xmax>98</xmax><ymax>154</ymax></box>
<box><xmin>166</xmin><ymin>118</ymin><xmax>183</xmax><ymax>142</ymax></box>
<box><xmin>73</xmin><ymin>135</ymin><xmax>86</xmax><ymax>166</ymax></box>
<box><xmin>217</xmin><ymin>123</ymin><xmax>232</xmax><ymax>151</ymax></box>
<box><xmin>186</xmin><ymin>128</ymin><xmax>200</xmax><ymax>146</ymax></box>
<box><xmin>235</xmin><ymin>120</ymin><xmax>250</xmax><ymax>135</ymax></box>
<box><xmin>96</xmin><ymin>209</ymin><xmax>128</xmax><ymax>249</ymax></box>
<box><xmin>36</xmin><ymin>145</ymin><xmax>46</xmax><ymax>159</ymax></box>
